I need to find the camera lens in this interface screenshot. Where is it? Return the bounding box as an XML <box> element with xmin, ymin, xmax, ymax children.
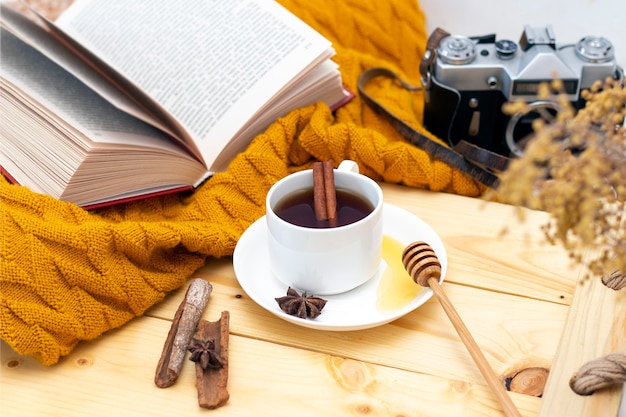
<box><xmin>505</xmin><ymin>101</ymin><xmax>562</xmax><ymax>157</ymax></box>
<box><xmin>575</xmin><ymin>36</ymin><xmax>614</xmax><ymax>62</ymax></box>
<box><xmin>494</xmin><ymin>39</ymin><xmax>517</xmax><ymax>60</ymax></box>
<box><xmin>437</xmin><ymin>35</ymin><xmax>476</xmax><ymax>65</ymax></box>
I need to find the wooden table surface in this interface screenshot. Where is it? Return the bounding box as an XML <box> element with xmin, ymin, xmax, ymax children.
<box><xmin>1</xmin><ymin>183</ymin><xmax>624</xmax><ymax>416</ymax></box>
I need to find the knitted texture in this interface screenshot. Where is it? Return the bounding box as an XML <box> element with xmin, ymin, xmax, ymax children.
<box><xmin>0</xmin><ymin>0</ymin><xmax>484</xmax><ymax>365</ymax></box>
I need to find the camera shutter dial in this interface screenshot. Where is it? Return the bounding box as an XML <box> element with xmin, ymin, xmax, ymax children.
<box><xmin>575</xmin><ymin>36</ymin><xmax>614</xmax><ymax>62</ymax></box>
<box><xmin>494</xmin><ymin>39</ymin><xmax>517</xmax><ymax>60</ymax></box>
<box><xmin>437</xmin><ymin>35</ymin><xmax>476</xmax><ymax>65</ymax></box>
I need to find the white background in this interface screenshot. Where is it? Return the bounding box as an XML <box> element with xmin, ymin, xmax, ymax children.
<box><xmin>420</xmin><ymin>0</ymin><xmax>625</xmax><ymax>67</ymax></box>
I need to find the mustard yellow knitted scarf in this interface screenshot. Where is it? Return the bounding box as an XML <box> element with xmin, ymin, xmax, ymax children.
<box><xmin>0</xmin><ymin>0</ymin><xmax>484</xmax><ymax>365</ymax></box>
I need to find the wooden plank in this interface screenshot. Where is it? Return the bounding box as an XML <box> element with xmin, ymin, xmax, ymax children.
<box><xmin>0</xmin><ymin>315</ymin><xmax>542</xmax><ymax>417</ymax></box>
<box><xmin>538</xmin><ymin>258</ymin><xmax>626</xmax><ymax>417</ymax></box>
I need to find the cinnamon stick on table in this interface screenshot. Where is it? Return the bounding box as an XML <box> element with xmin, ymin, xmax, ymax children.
<box><xmin>154</xmin><ymin>278</ymin><xmax>213</xmax><ymax>388</ymax></box>
<box><xmin>313</xmin><ymin>161</ymin><xmax>337</xmax><ymax>226</ymax></box>
<box><xmin>190</xmin><ymin>311</ymin><xmax>230</xmax><ymax>409</ymax></box>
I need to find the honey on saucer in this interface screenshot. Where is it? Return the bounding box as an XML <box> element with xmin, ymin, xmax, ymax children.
<box><xmin>377</xmin><ymin>235</ymin><xmax>421</xmax><ymax>312</ymax></box>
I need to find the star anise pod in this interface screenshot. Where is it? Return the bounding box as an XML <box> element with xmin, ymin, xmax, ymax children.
<box><xmin>188</xmin><ymin>337</ymin><xmax>224</xmax><ymax>370</ymax></box>
<box><xmin>275</xmin><ymin>287</ymin><xmax>327</xmax><ymax>319</ymax></box>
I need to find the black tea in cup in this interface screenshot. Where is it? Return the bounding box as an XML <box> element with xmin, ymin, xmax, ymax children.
<box><xmin>274</xmin><ymin>188</ymin><xmax>373</xmax><ymax>228</ymax></box>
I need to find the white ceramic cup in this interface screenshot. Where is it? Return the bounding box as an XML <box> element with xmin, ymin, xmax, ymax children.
<box><xmin>266</xmin><ymin>160</ymin><xmax>383</xmax><ymax>295</ymax></box>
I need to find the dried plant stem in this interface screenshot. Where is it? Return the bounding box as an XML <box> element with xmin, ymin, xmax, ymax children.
<box><xmin>497</xmin><ymin>78</ymin><xmax>626</xmax><ymax>277</ymax></box>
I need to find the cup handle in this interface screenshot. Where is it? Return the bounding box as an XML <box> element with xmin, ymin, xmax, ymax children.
<box><xmin>337</xmin><ymin>160</ymin><xmax>359</xmax><ymax>174</ymax></box>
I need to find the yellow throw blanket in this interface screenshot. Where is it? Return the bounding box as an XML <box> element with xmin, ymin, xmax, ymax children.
<box><xmin>0</xmin><ymin>0</ymin><xmax>484</xmax><ymax>365</ymax></box>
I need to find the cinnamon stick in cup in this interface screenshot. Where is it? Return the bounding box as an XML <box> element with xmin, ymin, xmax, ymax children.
<box><xmin>323</xmin><ymin>161</ymin><xmax>337</xmax><ymax>227</ymax></box>
<box><xmin>313</xmin><ymin>162</ymin><xmax>328</xmax><ymax>222</ymax></box>
<box><xmin>313</xmin><ymin>161</ymin><xmax>337</xmax><ymax>226</ymax></box>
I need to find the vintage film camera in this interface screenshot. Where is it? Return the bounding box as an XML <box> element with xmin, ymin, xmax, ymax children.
<box><xmin>421</xmin><ymin>25</ymin><xmax>623</xmax><ymax>158</ymax></box>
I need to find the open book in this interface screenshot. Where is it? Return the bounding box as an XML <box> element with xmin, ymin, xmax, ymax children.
<box><xmin>0</xmin><ymin>0</ymin><xmax>351</xmax><ymax>209</ymax></box>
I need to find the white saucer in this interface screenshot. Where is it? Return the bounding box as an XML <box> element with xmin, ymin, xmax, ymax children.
<box><xmin>233</xmin><ymin>203</ymin><xmax>447</xmax><ymax>331</ymax></box>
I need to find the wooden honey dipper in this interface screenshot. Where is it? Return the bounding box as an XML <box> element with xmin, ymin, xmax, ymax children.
<box><xmin>402</xmin><ymin>242</ymin><xmax>522</xmax><ymax>417</ymax></box>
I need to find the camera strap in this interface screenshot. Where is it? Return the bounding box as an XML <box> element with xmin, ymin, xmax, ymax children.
<box><xmin>357</xmin><ymin>66</ymin><xmax>503</xmax><ymax>189</ymax></box>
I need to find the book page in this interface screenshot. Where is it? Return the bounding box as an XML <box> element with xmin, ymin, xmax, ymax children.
<box><xmin>1</xmin><ymin>27</ymin><xmax>209</xmax><ymax>202</ymax></box>
<box><xmin>56</xmin><ymin>0</ymin><xmax>338</xmax><ymax>169</ymax></box>
<box><xmin>0</xmin><ymin>4</ymin><xmax>163</xmax><ymax>134</ymax></box>
<box><xmin>0</xmin><ymin>27</ymin><xmax>181</xmax><ymax>148</ymax></box>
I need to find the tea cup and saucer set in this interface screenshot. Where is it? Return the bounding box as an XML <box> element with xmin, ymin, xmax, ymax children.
<box><xmin>233</xmin><ymin>160</ymin><xmax>447</xmax><ymax>331</ymax></box>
